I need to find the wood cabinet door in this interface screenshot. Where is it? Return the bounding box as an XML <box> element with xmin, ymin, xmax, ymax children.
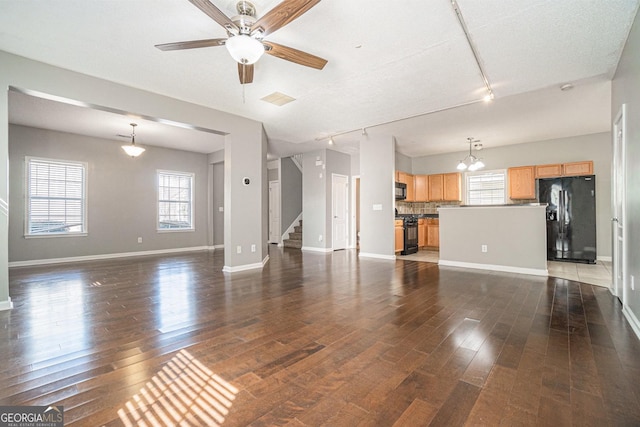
<box><xmin>427</xmin><ymin>224</ymin><xmax>440</xmax><ymax>248</ymax></box>
<box><xmin>405</xmin><ymin>174</ymin><xmax>415</xmax><ymax>201</ymax></box>
<box><xmin>535</xmin><ymin>164</ymin><xmax>562</xmax><ymax>178</ymax></box>
<box><xmin>428</xmin><ymin>174</ymin><xmax>444</xmax><ymax>201</ymax></box>
<box><xmin>414</xmin><ymin>175</ymin><xmax>428</xmax><ymax>201</ymax></box>
<box><xmin>443</xmin><ymin>173</ymin><xmax>462</xmax><ymax>201</ymax></box>
<box><xmin>395</xmin><ymin>225</ymin><xmax>404</xmax><ymax>252</ymax></box>
<box><xmin>508</xmin><ymin>166</ymin><xmax>536</xmax><ymax>199</ymax></box>
<box><xmin>418</xmin><ymin>220</ymin><xmax>427</xmax><ymax>247</ymax></box>
<box><xmin>563</xmin><ymin>161</ymin><xmax>593</xmax><ymax>176</ymax></box>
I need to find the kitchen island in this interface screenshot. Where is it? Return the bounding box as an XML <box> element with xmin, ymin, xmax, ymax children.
<box><xmin>438</xmin><ymin>204</ymin><xmax>548</xmax><ymax>276</ymax></box>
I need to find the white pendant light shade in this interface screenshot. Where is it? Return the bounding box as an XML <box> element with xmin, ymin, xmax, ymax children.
<box><xmin>456</xmin><ymin>137</ymin><xmax>485</xmax><ymax>171</ymax></box>
<box><xmin>122</xmin><ymin>144</ymin><xmax>146</xmax><ymax>157</ymax></box>
<box><xmin>456</xmin><ymin>161</ymin><xmax>468</xmax><ymax>171</ymax></box>
<box><xmin>226</xmin><ymin>35</ymin><xmax>264</xmax><ymax>64</ymax></box>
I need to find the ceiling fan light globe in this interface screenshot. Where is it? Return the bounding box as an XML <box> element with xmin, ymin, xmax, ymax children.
<box><xmin>122</xmin><ymin>144</ymin><xmax>146</xmax><ymax>158</ymax></box>
<box><xmin>226</xmin><ymin>34</ymin><xmax>264</xmax><ymax>64</ymax></box>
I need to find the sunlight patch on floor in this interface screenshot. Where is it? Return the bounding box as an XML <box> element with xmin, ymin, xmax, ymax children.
<box><xmin>117</xmin><ymin>349</ymin><xmax>238</xmax><ymax>426</ymax></box>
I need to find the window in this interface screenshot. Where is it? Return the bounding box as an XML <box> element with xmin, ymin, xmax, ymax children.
<box><xmin>158</xmin><ymin>170</ymin><xmax>194</xmax><ymax>230</ymax></box>
<box><xmin>465</xmin><ymin>170</ymin><xmax>507</xmax><ymax>205</ymax></box>
<box><xmin>26</xmin><ymin>157</ymin><xmax>87</xmax><ymax>236</ymax></box>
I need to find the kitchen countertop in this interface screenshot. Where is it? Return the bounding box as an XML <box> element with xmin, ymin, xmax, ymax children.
<box><xmin>396</xmin><ymin>213</ymin><xmax>439</xmax><ymax>219</ymax></box>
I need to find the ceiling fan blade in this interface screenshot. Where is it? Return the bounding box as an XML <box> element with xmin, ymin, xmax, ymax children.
<box><xmin>263</xmin><ymin>41</ymin><xmax>327</xmax><ymax>70</ymax></box>
<box><xmin>238</xmin><ymin>63</ymin><xmax>254</xmax><ymax>84</ymax></box>
<box><xmin>187</xmin><ymin>0</ymin><xmax>238</xmax><ymax>33</ymax></box>
<box><xmin>155</xmin><ymin>38</ymin><xmax>227</xmax><ymax>51</ymax></box>
<box><xmin>252</xmin><ymin>0</ymin><xmax>320</xmax><ymax>37</ymax></box>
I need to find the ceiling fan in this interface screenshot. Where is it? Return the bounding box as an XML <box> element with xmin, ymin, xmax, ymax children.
<box><xmin>155</xmin><ymin>0</ymin><xmax>328</xmax><ymax>84</ymax></box>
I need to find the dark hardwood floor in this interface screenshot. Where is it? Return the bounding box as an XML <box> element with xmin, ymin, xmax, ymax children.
<box><xmin>2</xmin><ymin>247</ymin><xmax>640</xmax><ymax>426</ymax></box>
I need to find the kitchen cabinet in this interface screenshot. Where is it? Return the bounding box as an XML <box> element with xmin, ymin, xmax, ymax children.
<box><xmin>428</xmin><ymin>174</ymin><xmax>444</xmax><ymax>201</ymax></box>
<box><xmin>563</xmin><ymin>160</ymin><xmax>593</xmax><ymax>176</ymax></box>
<box><xmin>443</xmin><ymin>173</ymin><xmax>462</xmax><ymax>201</ymax></box>
<box><xmin>414</xmin><ymin>175</ymin><xmax>428</xmax><ymax>202</ymax></box>
<box><xmin>426</xmin><ymin>218</ymin><xmax>439</xmax><ymax>248</ymax></box>
<box><xmin>508</xmin><ymin>166</ymin><xmax>536</xmax><ymax>199</ymax></box>
<box><xmin>418</xmin><ymin>218</ymin><xmax>427</xmax><ymax>247</ymax></box>
<box><xmin>535</xmin><ymin>161</ymin><xmax>593</xmax><ymax>178</ymax></box>
<box><xmin>397</xmin><ymin>172</ymin><xmax>415</xmax><ymax>201</ymax></box>
<box><xmin>395</xmin><ymin>219</ymin><xmax>404</xmax><ymax>253</ymax></box>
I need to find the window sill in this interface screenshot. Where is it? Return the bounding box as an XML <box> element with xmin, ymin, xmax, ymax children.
<box><xmin>25</xmin><ymin>232</ymin><xmax>88</xmax><ymax>239</ymax></box>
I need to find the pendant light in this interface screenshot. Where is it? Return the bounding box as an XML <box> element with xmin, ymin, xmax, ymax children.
<box><xmin>121</xmin><ymin>123</ymin><xmax>145</xmax><ymax>158</ymax></box>
<box><xmin>456</xmin><ymin>137</ymin><xmax>484</xmax><ymax>171</ymax></box>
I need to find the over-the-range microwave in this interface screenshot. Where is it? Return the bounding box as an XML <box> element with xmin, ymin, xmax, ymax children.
<box><xmin>395</xmin><ymin>182</ymin><xmax>407</xmax><ymax>200</ymax></box>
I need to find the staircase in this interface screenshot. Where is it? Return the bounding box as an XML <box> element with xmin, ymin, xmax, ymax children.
<box><xmin>283</xmin><ymin>220</ymin><xmax>302</xmax><ymax>249</ymax></box>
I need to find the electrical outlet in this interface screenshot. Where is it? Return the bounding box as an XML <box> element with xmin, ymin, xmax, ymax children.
<box><xmin>137</xmin><ymin>237</ymin><xmax>142</xmax><ymax>244</ymax></box>
<box><xmin>251</xmin><ymin>244</ymin><xmax>256</xmax><ymax>253</ymax></box>
<box><xmin>319</xmin><ymin>234</ymin><xmax>323</xmax><ymax>242</ymax></box>
<box><xmin>218</xmin><ymin>206</ymin><xmax>224</xmax><ymax>212</ymax></box>
<box><xmin>481</xmin><ymin>244</ymin><xmax>488</xmax><ymax>253</ymax></box>
<box><xmin>236</xmin><ymin>246</ymin><xmax>242</xmax><ymax>254</ymax></box>
<box><xmin>632</xmin><ymin>275</ymin><xmax>635</xmax><ymax>291</ymax></box>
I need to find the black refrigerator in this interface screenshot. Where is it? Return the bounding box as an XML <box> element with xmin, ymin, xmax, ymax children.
<box><xmin>538</xmin><ymin>175</ymin><xmax>596</xmax><ymax>264</ymax></box>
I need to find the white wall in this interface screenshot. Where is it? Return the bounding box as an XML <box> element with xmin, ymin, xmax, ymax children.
<box><xmin>612</xmin><ymin>7</ymin><xmax>640</xmax><ymax>333</ymax></box>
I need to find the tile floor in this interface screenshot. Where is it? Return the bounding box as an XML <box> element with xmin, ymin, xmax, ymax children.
<box><xmin>400</xmin><ymin>250</ymin><xmax>612</xmax><ymax>288</ymax></box>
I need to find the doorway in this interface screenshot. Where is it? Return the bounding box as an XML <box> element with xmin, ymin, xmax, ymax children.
<box><xmin>332</xmin><ymin>174</ymin><xmax>349</xmax><ymax>250</ymax></box>
<box><xmin>612</xmin><ymin>104</ymin><xmax>627</xmax><ymax>302</ymax></box>
<box><xmin>269</xmin><ymin>181</ymin><xmax>280</xmax><ymax>244</ymax></box>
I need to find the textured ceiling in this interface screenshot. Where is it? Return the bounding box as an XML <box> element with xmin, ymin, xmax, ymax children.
<box><xmin>1</xmin><ymin>0</ymin><xmax>638</xmax><ymax>158</ymax></box>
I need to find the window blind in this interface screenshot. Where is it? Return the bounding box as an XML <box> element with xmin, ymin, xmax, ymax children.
<box><xmin>466</xmin><ymin>171</ymin><xmax>506</xmax><ymax>205</ymax></box>
<box><xmin>158</xmin><ymin>171</ymin><xmax>194</xmax><ymax>230</ymax></box>
<box><xmin>27</xmin><ymin>158</ymin><xmax>86</xmax><ymax>235</ymax></box>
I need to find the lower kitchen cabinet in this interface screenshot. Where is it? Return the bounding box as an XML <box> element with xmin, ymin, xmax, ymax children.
<box><xmin>395</xmin><ymin>219</ymin><xmax>404</xmax><ymax>253</ymax></box>
<box><xmin>426</xmin><ymin>218</ymin><xmax>439</xmax><ymax>248</ymax></box>
<box><xmin>418</xmin><ymin>219</ymin><xmax>427</xmax><ymax>247</ymax></box>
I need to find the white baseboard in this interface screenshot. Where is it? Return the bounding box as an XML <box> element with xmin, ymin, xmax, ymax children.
<box><xmin>213</xmin><ymin>244</ymin><xmax>224</xmax><ymax>250</ymax></box>
<box><xmin>597</xmin><ymin>256</ymin><xmax>612</xmax><ymax>262</ymax></box>
<box><xmin>301</xmin><ymin>246</ymin><xmax>332</xmax><ymax>253</ymax></box>
<box><xmin>358</xmin><ymin>252</ymin><xmax>396</xmax><ymax>261</ymax></box>
<box><xmin>622</xmin><ymin>305</ymin><xmax>640</xmax><ymax>341</ymax></box>
<box><xmin>222</xmin><ymin>255</ymin><xmax>269</xmax><ymax>273</ymax></box>
<box><xmin>0</xmin><ymin>297</ymin><xmax>13</xmax><ymax>311</ymax></box>
<box><xmin>8</xmin><ymin>246</ymin><xmax>211</xmax><ymax>268</ymax></box>
<box><xmin>438</xmin><ymin>259</ymin><xmax>548</xmax><ymax>277</ymax></box>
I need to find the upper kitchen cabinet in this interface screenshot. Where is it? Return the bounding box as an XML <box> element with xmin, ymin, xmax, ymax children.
<box><xmin>428</xmin><ymin>174</ymin><xmax>444</xmax><ymax>201</ymax></box>
<box><xmin>414</xmin><ymin>175</ymin><xmax>428</xmax><ymax>202</ymax></box>
<box><xmin>397</xmin><ymin>172</ymin><xmax>415</xmax><ymax>201</ymax></box>
<box><xmin>428</xmin><ymin>173</ymin><xmax>461</xmax><ymax>201</ymax></box>
<box><xmin>443</xmin><ymin>173</ymin><xmax>462</xmax><ymax>201</ymax></box>
<box><xmin>508</xmin><ymin>166</ymin><xmax>536</xmax><ymax>199</ymax></box>
<box><xmin>535</xmin><ymin>161</ymin><xmax>593</xmax><ymax>178</ymax></box>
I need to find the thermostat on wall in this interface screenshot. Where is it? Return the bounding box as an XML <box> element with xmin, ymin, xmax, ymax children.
<box><xmin>242</xmin><ymin>177</ymin><xmax>250</xmax><ymax>186</ymax></box>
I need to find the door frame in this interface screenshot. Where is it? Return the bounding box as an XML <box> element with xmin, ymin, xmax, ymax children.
<box><xmin>332</xmin><ymin>173</ymin><xmax>349</xmax><ymax>250</ymax></box>
<box><xmin>612</xmin><ymin>104</ymin><xmax>627</xmax><ymax>302</ymax></box>
<box><xmin>351</xmin><ymin>175</ymin><xmax>360</xmax><ymax>249</ymax></box>
<box><xmin>268</xmin><ymin>180</ymin><xmax>281</xmax><ymax>244</ymax></box>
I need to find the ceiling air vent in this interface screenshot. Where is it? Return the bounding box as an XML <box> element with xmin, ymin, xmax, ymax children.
<box><xmin>261</xmin><ymin>92</ymin><xmax>296</xmax><ymax>106</ymax></box>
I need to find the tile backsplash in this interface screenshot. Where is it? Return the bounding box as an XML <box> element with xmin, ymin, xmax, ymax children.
<box><xmin>396</xmin><ymin>201</ymin><xmax>460</xmax><ymax>214</ymax></box>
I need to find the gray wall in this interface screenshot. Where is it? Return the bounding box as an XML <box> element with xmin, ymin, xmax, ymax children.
<box><xmin>8</xmin><ymin>125</ymin><xmax>209</xmax><ymax>262</ymax></box>
<box><xmin>612</xmin><ymin>8</ymin><xmax>640</xmax><ymax>326</ymax></box>
<box><xmin>267</xmin><ymin>167</ymin><xmax>278</xmax><ymax>182</ymax></box>
<box><xmin>411</xmin><ymin>132</ymin><xmax>612</xmax><ymax>258</ymax></box>
<box><xmin>395</xmin><ymin>151</ymin><xmax>412</xmax><ymax>172</ymax></box>
<box><xmin>280</xmin><ymin>157</ymin><xmax>302</xmax><ymax>235</ymax></box>
<box><xmin>302</xmin><ymin>150</ymin><xmax>326</xmax><ymax>249</ymax></box>
<box><xmin>360</xmin><ymin>135</ymin><xmax>395</xmax><ymax>258</ymax></box>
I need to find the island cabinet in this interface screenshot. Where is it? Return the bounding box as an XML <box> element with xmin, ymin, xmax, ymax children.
<box><xmin>418</xmin><ymin>218</ymin><xmax>427</xmax><ymax>247</ymax></box>
<box><xmin>535</xmin><ymin>161</ymin><xmax>593</xmax><ymax>178</ymax></box>
<box><xmin>426</xmin><ymin>218</ymin><xmax>440</xmax><ymax>248</ymax></box>
<box><xmin>428</xmin><ymin>173</ymin><xmax>461</xmax><ymax>202</ymax></box>
<box><xmin>508</xmin><ymin>166</ymin><xmax>536</xmax><ymax>199</ymax></box>
<box><xmin>395</xmin><ymin>219</ymin><xmax>404</xmax><ymax>253</ymax></box>
<box><xmin>414</xmin><ymin>175</ymin><xmax>429</xmax><ymax>202</ymax></box>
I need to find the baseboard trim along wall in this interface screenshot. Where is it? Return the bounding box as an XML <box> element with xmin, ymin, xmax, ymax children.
<box><xmin>213</xmin><ymin>244</ymin><xmax>224</xmax><ymax>250</ymax></box>
<box><xmin>301</xmin><ymin>247</ymin><xmax>333</xmax><ymax>253</ymax></box>
<box><xmin>0</xmin><ymin>298</ymin><xmax>13</xmax><ymax>311</ymax></box>
<box><xmin>359</xmin><ymin>252</ymin><xmax>396</xmax><ymax>261</ymax></box>
<box><xmin>438</xmin><ymin>260</ymin><xmax>549</xmax><ymax>277</ymax></box>
<box><xmin>8</xmin><ymin>246</ymin><xmax>213</xmax><ymax>268</ymax></box>
<box><xmin>623</xmin><ymin>305</ymin><xmax>640</xmax><ymax>341</ymax></box>
<box><xmin>222</xmin><ymin>255</ymin><xmax>269</xmax><ymax>273</ymax></box>
<box><xmin>598</xmin><ymin>256</ymin><xmax>612</xmax><ymax>262</ymax></box>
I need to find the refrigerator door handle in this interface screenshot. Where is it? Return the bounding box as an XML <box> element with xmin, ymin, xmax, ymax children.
<box><xmin>558</xmin><ymin>190</ymin><xmax>564</xmax><ymax>235</ymax></box>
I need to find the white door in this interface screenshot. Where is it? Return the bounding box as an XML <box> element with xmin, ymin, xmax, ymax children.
<box><xmin>332</xmin><ymin>174</ymin><xmax>349</xmax><ymax>250</ymax></box>
<box><xmin>269</xmin><ymin>181</ymin><xmax>280</xmax><ymax>244</ymax></box>
<box><xmin>612</xmin><ymin>105</ymin><xmax>627</xmax><ymax>301</ymax></box>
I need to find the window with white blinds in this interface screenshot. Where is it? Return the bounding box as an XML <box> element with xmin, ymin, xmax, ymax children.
<box><xmin>26</xmin><ymin>157</ymin><xmax>87</xmax><ymax>236</ymax></box>
<box><xmin>158</xmin><ymin>170</ymin><xmax>194</xmax><ymax>230</ymax></box>
<box><xmin>465</xmin><ymin>170</ymin><xmax>507</xmax><ymax>205</ymax></box>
